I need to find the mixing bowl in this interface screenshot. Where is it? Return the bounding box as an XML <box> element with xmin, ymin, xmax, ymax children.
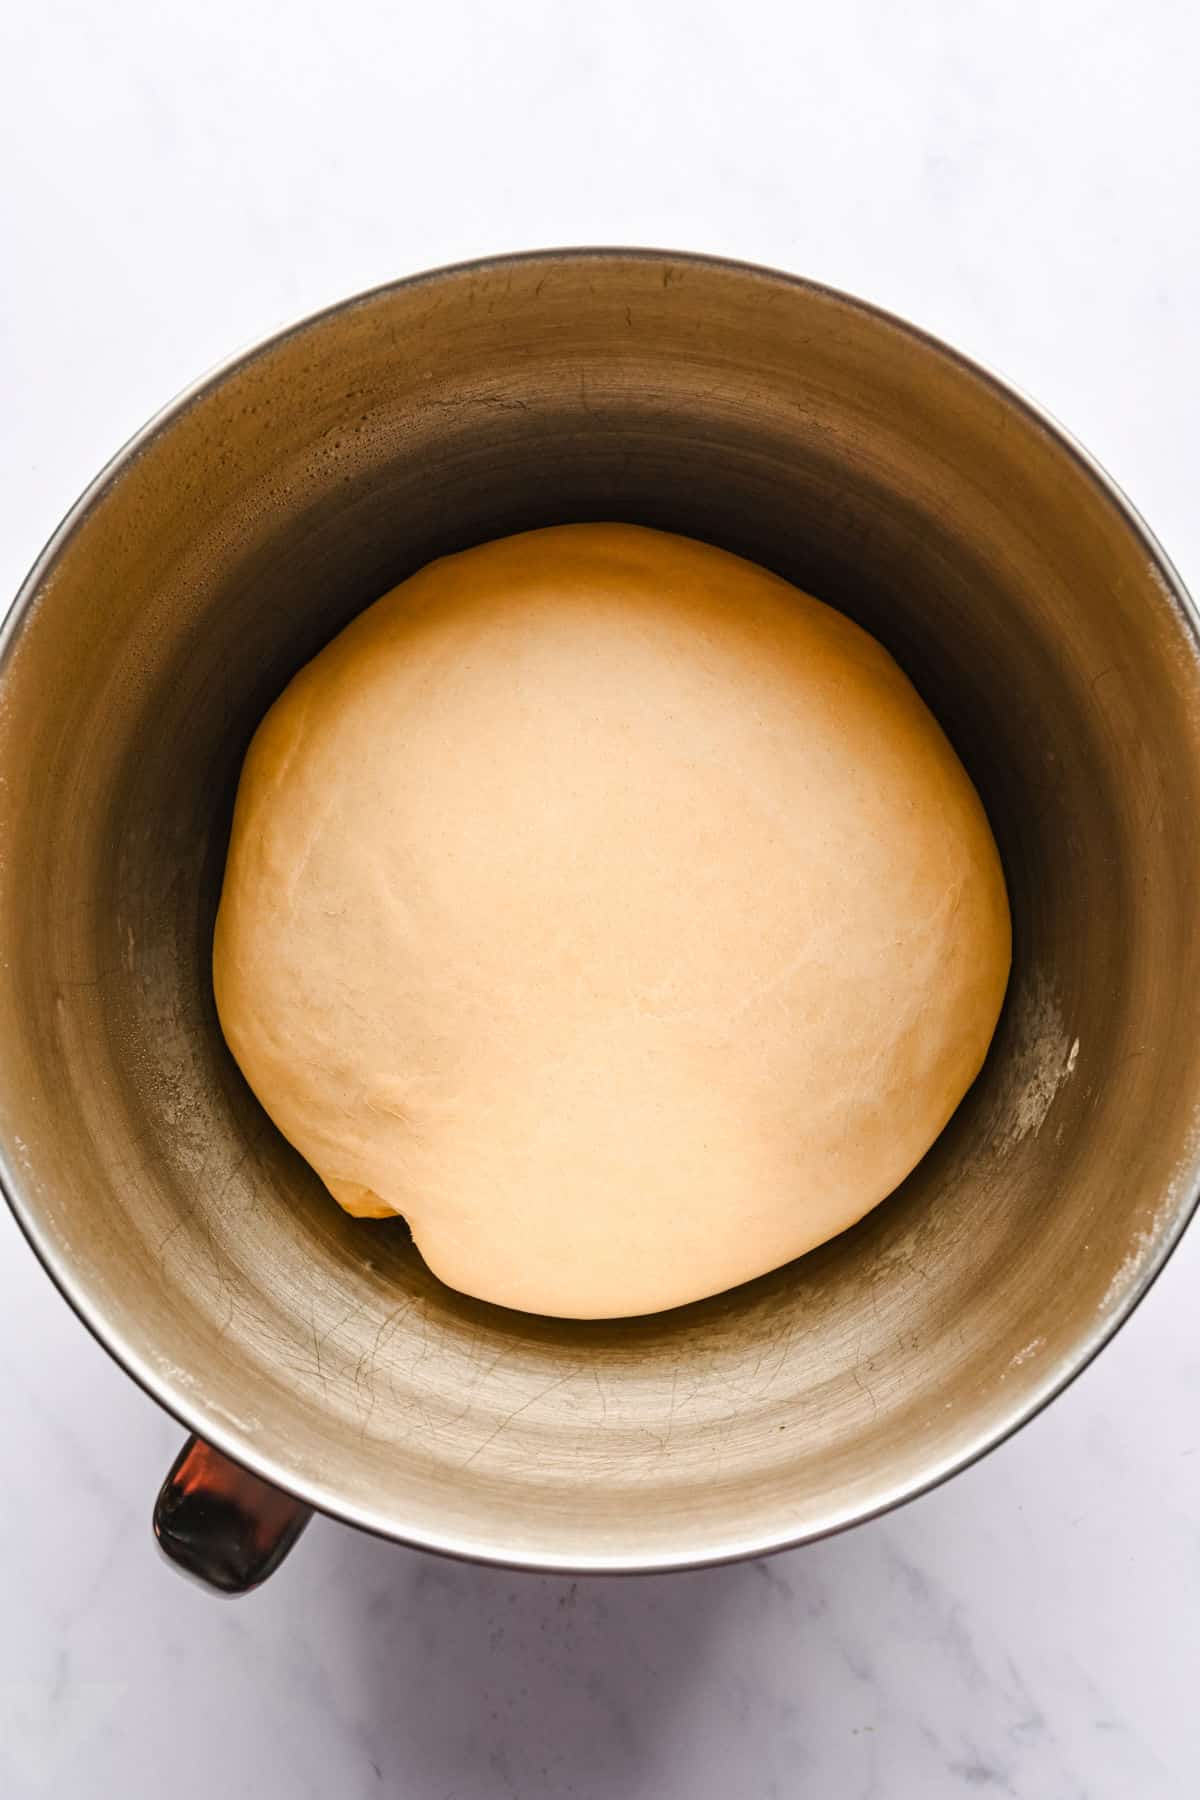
<box><xmin>3</xmin><ymin>250</ymin><xmax>1198</xmax><ymax>1590</ymax></box>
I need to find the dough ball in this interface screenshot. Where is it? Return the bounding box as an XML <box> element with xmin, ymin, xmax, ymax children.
<box><xmin>214</xmin><ymin>524</ymin><xmax>1010</xmax><ymax>1318</ymax></box>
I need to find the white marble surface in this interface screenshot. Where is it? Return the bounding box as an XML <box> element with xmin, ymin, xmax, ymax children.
<box><xmin>2</xmin><ymin>2</ymin><xmax>1200</xmax><ymax>1794</ymax></box>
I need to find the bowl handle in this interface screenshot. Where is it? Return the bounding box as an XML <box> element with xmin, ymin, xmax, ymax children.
<box><xmin>153</xmin><ymin>1435</ymin><xmax>312</xmax><ymax>1594</ymax></box>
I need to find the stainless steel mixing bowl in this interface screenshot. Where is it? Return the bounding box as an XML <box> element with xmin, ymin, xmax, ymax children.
<box><xmin>3</xmin><ymin>250</ymin><xmax>1198</xmax><ymax>1588</ymax></box>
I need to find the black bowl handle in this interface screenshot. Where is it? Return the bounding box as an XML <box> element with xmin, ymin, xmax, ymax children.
<box><xmin>153</xmin><ymin>1435</ymin><xmax>312</xmax><ymax>1594</ymax></box>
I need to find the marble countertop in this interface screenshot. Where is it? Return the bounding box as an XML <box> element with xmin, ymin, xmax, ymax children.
<box><xmin>3</xmin><ymin>2</ymin><xmax>1199</xmax><ymax>1794</ymax></box>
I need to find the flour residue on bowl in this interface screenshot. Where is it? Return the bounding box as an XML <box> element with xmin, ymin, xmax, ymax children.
<box><xmin>1098</xmin><ymin>1105</ymin><xmax>1200</xmax><ymax>1313</ymax></box>
<box><xmin>992</xmin><ymin>975</ymin><xmax>1080</xmax><ymax>1151</ymax></box>
<box><xmin>1097</xmin><ymin>1187</ymin><xmax>1183</xmax><ymax>1315</ymax></box>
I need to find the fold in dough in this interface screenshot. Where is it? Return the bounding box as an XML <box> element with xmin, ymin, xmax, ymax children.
<box><xmin>214</xmin><ymin>524</ymin><xmax>1010</xmax><ymax>1318</ymax></box>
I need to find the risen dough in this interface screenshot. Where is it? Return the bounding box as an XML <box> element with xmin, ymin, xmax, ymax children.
<box><xmin>214</xmin><ymin>524</ymin><xmax>1010</xmax><ymax>1318</ymax></box>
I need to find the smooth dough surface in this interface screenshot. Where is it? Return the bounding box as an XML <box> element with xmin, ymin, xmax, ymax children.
<box><xmin>214</xmin><ymin>524</ymin><xmax>1010</xmax><ymax>1318</ymax></box>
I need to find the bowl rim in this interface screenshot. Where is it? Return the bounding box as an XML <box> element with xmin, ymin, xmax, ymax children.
<box><xmin>3</xmin><ymin>244</ymin><xmax>1199</xmax><ymax>1575</ymax></box>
